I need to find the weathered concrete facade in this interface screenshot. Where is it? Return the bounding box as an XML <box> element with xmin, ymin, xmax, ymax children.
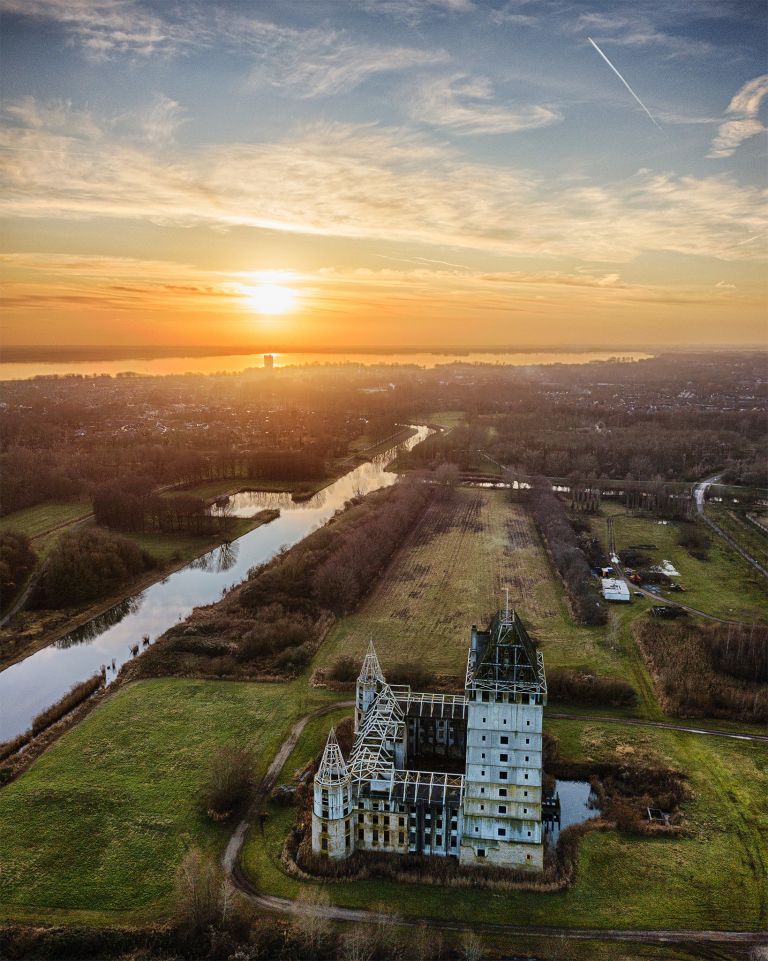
<box><xmin>312</xmin><ymin>609</ymin><xmax>548</xmax><ymax>871</ymax></box>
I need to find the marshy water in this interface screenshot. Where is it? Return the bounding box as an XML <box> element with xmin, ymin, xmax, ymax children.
<box><xmin>0</xmin><ymin>426</ymin><xmax>431</xmax><ymax>742</ymax></box>
<box><xmin>546</xmin><ymin>779</ymin><xmax>601</xmax><ymax>844</ymax></box>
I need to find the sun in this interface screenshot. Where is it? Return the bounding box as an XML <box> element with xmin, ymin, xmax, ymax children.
<box><xmin>243</xmin><ymin>283</ymin><xmax>297</xmax><ymax>315</ymax></box>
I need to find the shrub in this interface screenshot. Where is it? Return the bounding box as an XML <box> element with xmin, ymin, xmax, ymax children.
<box><xmin>547</xmin><ymin>668</ymin><xmax>636</xmax><ymax>707</ymax></box>
<box><xmin>202</xmin><ymin>745</ymin><xmax>255</xmax><ymax>820</ymax></box>
<box><xmin>635</xmin><ymin>619</ymin><xmax>768</xmax><ymax>723</ymax></box>
<box><xmin>386</xmin><ymin>661</ymin><xmax>436</xmax><ymax>689</ymax></box>
<box><xmin>35</xmin><ymin>527</ymin><xmax>156</xmax><ymax>608</ymax></box>
<box><xmin>676</xmin><ymin>524</ymin><xmax>711</xmax><ymax>557</ymax></box>
<box><xmin>328</xmin><ymin>655</ymin><xmax>358</xmax><ymax>682</ymax></box>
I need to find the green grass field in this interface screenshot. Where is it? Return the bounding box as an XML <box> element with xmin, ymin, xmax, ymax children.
<box><xmin>594</xmin><ymin>503</ymin><xmax>766</xmax><ymax>620</ymax></box>
<box><xmin>0</xmin><ymin>500</ymin><xmax>92</xmax><ymax>544</ymax></box>
<box><xmin>0</xmin><ymin>679</ymin><xmax>337</xmax><ymax>922</ymax></box>
<box><xmin>318</xmin><ymin>489</ymin><xmax>624</xmax><ymax>684</ymax></box>
<box><xmin>119</xmin><ymin>514</ymin><xmax>274</xmax><ymax>568</ymax></box>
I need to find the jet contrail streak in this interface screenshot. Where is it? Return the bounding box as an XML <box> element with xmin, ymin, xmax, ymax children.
<box><xmin>587</xmin><ymin>37</ymin><xmax>662</xmax><ymax>129</ymax></box>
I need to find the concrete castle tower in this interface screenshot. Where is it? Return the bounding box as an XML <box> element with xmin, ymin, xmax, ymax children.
<box><xmin>311</xmin><ymin>728</ymin><xmax>354</xmax><ymax>859</ymax></box>
<box><xmin>459</xmin><ymin>604</ymin><xmax>547</xmax><ymax>870</ymax></box>
<box><xmin>355</xmin><ymin>639</ymin><xmax>385</xmax><ymax>731</ymax></box>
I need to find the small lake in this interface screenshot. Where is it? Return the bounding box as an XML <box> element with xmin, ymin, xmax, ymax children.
<box><xmin>0</xmin><ymin>426</ymin><xmax>431</xmax><ymax>743</ymax></box>
<box><xmin>545</xmin><ymin>779</ymin><xmax>600</xmax><ymax>845</ymax></box>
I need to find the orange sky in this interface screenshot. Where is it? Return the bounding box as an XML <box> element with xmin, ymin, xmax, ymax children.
<box><xmin>1</xmin><ymin>0</ymin><xmax>766</xmax><ymax>349</ymax></box>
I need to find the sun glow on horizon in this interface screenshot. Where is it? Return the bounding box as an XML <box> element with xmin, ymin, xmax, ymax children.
<box><xmin>242</xmin><ymin>282</ymin><xmax>298</xmax><ymax>315</ymax></box>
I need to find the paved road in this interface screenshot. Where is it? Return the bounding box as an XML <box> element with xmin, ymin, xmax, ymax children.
<box><xmin>694</xmin><ymin>473</ymin><xmax>768</xmax><ymax>580</ymax></box>
<box><xmin>223</xmin><ymin>702</ymin><xmax>768</xmax><ymax>948</ymax></box>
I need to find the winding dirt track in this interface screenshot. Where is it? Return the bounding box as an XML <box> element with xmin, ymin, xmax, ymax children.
<box><xmin>222</xmin><ymin>701</ymin><xmax>768</xmax><ymax>948</ymax></box>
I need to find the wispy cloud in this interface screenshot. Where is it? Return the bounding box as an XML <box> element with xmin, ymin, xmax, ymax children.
<box><xmin>410</xmin><ymin>74</ymin><xmax>560</xmax><ymax>134</ymax></box>
<box><xmin>0</xmin><ymin>0</ymin><xmax>447</xmax><ymax>96</ymax></box>
<box><xmin>576</xmin><ymin>11</ymin><xmax>712</xmax><ymax>57</ymax></box>
<box><xmin>360</xmin><ymin>0</ymin><xmax>475</xmax><ymax>24</ymax></box>
<box><xmin>708</xmin><ymin>75</ymin><xmax>768</xmax><ymax>159</ymax></box>
<box><xmin>238</xmin><ymin>20</ymin><xmax>448</xmax><ymax>98</ymax></box>
<box><xmin>1</xmin><ymin>104</ymin><xmax>766</xmax><ymax>264</ymax></box>
<box><xmin>0</xmin><ymin>0</ymin><xmax>194</xmax><ymax>59</ymax></box>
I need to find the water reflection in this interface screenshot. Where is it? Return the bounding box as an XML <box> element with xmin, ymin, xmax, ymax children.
<box><xmin>188</xmin><ymin>540</ymin><xmax>240</xmax><ymax>573</ymax></box>
<box><xmin>0</xmin><ymin>426</ymin><xmax>431</xmax><ymax>742</ymax></box>
<box><xmin>55</xmin><ymin>595</ymin><xmax>143</xmax><ymax>648</ymax></box>
<box><xmin>545</xmin><ymin>779</ymin><xmax>600</xmax><ymax>846</ymax></box>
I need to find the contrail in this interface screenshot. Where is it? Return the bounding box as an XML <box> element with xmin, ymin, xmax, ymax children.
<box><xmin>587</xmin><ymin>37</ymin><xmax>662</xmax><ymax>129</ymax></box>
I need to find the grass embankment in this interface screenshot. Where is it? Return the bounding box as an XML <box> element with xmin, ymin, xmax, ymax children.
<box><xmin>318</xmin><ymin>489</ymin><xmax>625</xmax><ymax>685</ymax></box>
<box><xmin>0</xmin><ymin>678</ymin><xmax>338</xmax><ymax>923</ymax></box>
<box><xmin>241</xmin><ymin>712</ymin><xmax>767</xmax><ymax>932</ymax></box>
<box><xmin>595</xmin><ymin>503</ymin><xmax>767</xmax><ymax>620</ymax></box>
<box><xmin>0</xmin><ymin>500</ymin><xmax>92</xmax><ymax>558</ymax></box>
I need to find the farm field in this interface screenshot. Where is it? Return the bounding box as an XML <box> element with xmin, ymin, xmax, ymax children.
<box><xmin>317</xmin><ymin>488</ymin><xmax>624</xmax><ymax>681</ymax></box>
<box><xmin>594</xmin><ymin>503</ymin><xmax>767</xmax><ymax>620</ymax></box>
<box><xmin>242</xmin><ymin>712</ymin><xmax>768</xmax><ymax>932</ymax></box>
<box><xmin>0</xmin><ymin>678</ymin><xmax>338</xmax><ymax>922</ymax></box>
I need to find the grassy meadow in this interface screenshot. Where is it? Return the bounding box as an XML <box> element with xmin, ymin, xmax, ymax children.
<box><xmin>0</xmin><ymin>678</ymin><xmax>339</xmax><ymax>922</ymax></box>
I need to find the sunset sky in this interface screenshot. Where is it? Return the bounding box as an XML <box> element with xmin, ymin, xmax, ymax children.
<box><xmin>0</xmin><ymin>0</ymin><xmax>766</xmax><ymax>350</ymax></box>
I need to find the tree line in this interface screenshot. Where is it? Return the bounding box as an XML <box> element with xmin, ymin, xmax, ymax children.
<box><xmin>528</xmin><ymin>479</ymin><xmax>607</xmax><ymax>626</ymax></box>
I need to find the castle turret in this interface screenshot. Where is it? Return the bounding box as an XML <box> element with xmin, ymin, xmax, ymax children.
<box><xmin>355</xmin><ymin>639</ymin><xmax>385</xmax><ymax>731</ymax></box>
<box><xmin>311</xmin><ymin>728</ymin><xmax>354</xmax><ymax>859</ymax></box>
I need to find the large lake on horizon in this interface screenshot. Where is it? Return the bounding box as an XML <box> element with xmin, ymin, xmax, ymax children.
<box><xmin>0</xmin><ymin>349</ymin><xmax>653</xmax><ymax>380</ymax></box>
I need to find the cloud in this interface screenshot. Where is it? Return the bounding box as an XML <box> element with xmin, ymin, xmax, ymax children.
<box><xmin>0</xmin><ymin>0</ymin><xmax>195</xmax><ymax>59</ymax></box>
<box><xmin>708</xmin><ymin>75</ymin><xmax>768</xmax><ymax>158</ymax></box>
<box><xmin>0</xmin><ymin>0</ymin><xmax>447</xmax><ymax>94</ymax></box>
<box><xmin>1</xmin><ymin>103</ymin><xmax>766</xmax><ymax>264</ymax></box>
<box><xmin>238</xmin><ymin>20</ymin><xmax>448</xmax><ymax>98</ymax></box>
<box><xmin>360</xmin><ymin>0</ymin><xmax>475</xmax><ymax>24</ymax></box>
<box><xmin>410</xmin><ymin>74</ymin><xmax>561</xmax><ymax>134</ymax></box>
<box><xmin>575</xmin><ymin>11</ymin><xmax>713</xmax><ymax>57</ymax></box>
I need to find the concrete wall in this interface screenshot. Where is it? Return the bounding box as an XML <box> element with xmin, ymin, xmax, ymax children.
<box><xmin>460</xmin><ymin>691</ymin><xmax>544</xmax><ymax>869</ymax></box>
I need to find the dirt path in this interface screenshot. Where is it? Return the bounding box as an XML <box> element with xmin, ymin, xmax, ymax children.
<box><xmin>222</xmin><ymin>701</ymin><xmax>768</xmax><ymax>947</ymax></box>
<box><xmin>547</xmin><ymin>712</ymin><xmax>768</xmax><ymax>743</ymax></box>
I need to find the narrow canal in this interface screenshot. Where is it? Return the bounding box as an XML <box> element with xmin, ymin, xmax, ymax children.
<box><xmin>0</xmin><ymin>427</ymin><xmax>431</xmax><ymax>742</ymax></box>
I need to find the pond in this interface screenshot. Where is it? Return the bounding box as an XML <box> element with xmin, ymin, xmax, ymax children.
<box><xmin>545</xmin><ymin>779</ymin><xmax>601</xmax><ymax>845</ymax></box>
<box><xmin>0</xmin><ymin>426</ymin><xmax>431</xmax><ymax>743</ymax></box>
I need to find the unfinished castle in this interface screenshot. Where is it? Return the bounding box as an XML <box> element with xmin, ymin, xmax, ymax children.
<box><xmin>311</xmin><ymin>607</ymin><xmax>548</xmax><ymax>870</ymax></box>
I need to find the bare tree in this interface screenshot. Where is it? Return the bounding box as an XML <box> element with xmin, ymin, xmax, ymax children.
<box><xmin>460</xmin><ymin>930</ymin><xmax>485</xmax><ymax>961</ymax></box>
<box><xmin>339</xmin><ymin>924</ymin><xmax>377</xmax><ymax>961</ymax></box>
<box><xmin>290</xmin><ymin>888</ymin><xmax>333</xmax><ymax>957</ymax></box>
<box><xmin>174</xmin><ymin>846</ymin><xmax>224</xmax><ymax>934</ymax></box>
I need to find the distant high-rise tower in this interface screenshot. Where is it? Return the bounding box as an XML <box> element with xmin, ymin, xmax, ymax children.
<box><xmin>264</xmin><ymin>354</ymin><xmax>274</xmax><ymax>370</ymax></box>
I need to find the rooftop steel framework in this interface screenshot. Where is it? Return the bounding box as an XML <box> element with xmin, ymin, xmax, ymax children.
<box><xmin>466</xmin><ymin>607</ymin><xmax>547</xmax><ymax>698</ymax></box>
